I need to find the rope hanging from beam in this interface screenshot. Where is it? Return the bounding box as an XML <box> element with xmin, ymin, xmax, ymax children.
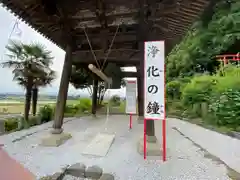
<box><xmin>81</xmin><ymin>19</ymin><xmax>123</xmax><ymax>71</ymax></box>
<box><xmin>82</xmin><ymin>26</ymin><xmax>100</xmax><ymax>69</ymax></box>
<box><xmin>101</xmin><ymin>22</ymin><xmax>121</xmax><ymax>71</ymax></box>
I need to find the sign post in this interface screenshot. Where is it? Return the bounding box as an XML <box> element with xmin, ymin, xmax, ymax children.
<box><xmin>143</xmin><ymin>41</ymin><xmax>166</xmax><ymax>161</ymax></box>
<box><xmin>125</xmin><ymin>80</ymin><xmax>137</xmax><ymax>129</ymax></box>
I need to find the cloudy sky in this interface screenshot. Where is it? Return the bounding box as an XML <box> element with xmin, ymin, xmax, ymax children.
<box><xmin>0</xmin><ymin>5</ymin><xmax>136</xmax><ymax>97</ymax></box>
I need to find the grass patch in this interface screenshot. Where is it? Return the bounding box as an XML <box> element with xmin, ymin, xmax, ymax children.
<box><xmin>0</xmin><ymin>99</ymin><xmax>78</xmax><ymax>115</ymax></box>
<box><xmin>97</xmin><ymin>101</ymin><xmax>127</xmax><ymax>115</ymax></box>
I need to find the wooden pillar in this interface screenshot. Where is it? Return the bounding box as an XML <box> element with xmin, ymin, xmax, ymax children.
<box><xmin>52</xmin><ymin>45</ymin><xmax>73</xmax><ymax>134</ymax></box>
<box><xmin>92</xmin><ymin>79</ymin><xmax>98</xmax><ymax>116</ymax></box>
<box><xmin>136</xmin><ymin>0</ymin><xmax>160</xmax><ymax>156</ymax></box>
<box><xmin>138</xmin><ymin>0</ymin><xmax>155</xmax><ymax>139</ymax></box>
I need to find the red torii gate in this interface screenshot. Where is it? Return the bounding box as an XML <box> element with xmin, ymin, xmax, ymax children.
<box><xmin>216</xmin><ymin>53</ymin><xmax>240</xmax><ymax>66</ymax></box>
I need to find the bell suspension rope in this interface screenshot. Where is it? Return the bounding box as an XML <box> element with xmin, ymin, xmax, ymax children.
<box><xmin>81</xmin><ymin>19</ymin><xmax>122</xmax><ymax>132</ymax></box>
<box><xmin>82</xmin><ymin>26</ymin><xmax>100</xmax><ymax>69</ymax></box>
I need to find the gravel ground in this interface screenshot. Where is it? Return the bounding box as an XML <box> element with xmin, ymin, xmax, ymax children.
<box><xmin>1</xmin><ymin>115</ymin><xmax>231</xmax><ymax>180</ymax></box>
<box><xmin>169</xmin><ymin>118</ymin><xmax>240</xmax><ymax>174</ymax></box>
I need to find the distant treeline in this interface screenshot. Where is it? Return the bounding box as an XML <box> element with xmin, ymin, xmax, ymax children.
<box><xmin>0</xmin><ymin>93</ymin><xmax>80</xmax><ymax>100</ymax></box>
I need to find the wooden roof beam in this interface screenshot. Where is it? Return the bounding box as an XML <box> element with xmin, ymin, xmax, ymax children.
<box><xmin>95</xmin><ymin>0</ymin><xmax>108</xmax><ymax>28</ymax></box>
<box><xmin>74</xmin><ymin>31</ymin><xmax>136</xmax><ymax>38</ymax></box>
<box><xmin>73</xmin><ymin>49</ymin><xmax>140</xmax><ymax>58</ymax></box>
<box><xmin>72</xmin><ymin>2</ymin><xmax>178</xmax><ymax>21</ymax></box>
<box><xmin>122</xmin><ymin>71</ymin><xmax>139</xmax><ymax>77</ymax></box>
<box><xmin>181</xmin><ymin>1</ymin><xmax>209</xmax><ymax>10</ymax></box>
<box><xmin>155</xmin><ymin>20</ymin><xmax>188</xmax><ymax>31</ymax></box>
<box><xmin>72</xmin><ymin>56</ymin><xmax>140</xmax><ymax>64</ymax></box>
<box><xmin>155</xmin><ymin>3</ymin><xmax>179</xmax><ymax>15</ymax></box>
<box><xmin>166</xmin><ymin>24</ymin><xmax>186</xmax><ymax>32</ymax></box>
<box><xmin>73</xmin><ymin>48</ymin><xmax>140</xmax><ymax>53</ymax></box>
<box><xmin>164</xmin><ymin>19</ymin><xmax>190</xmax><ymax>29</ymax></box>
<box><xmin>165</xmin><ymin>31</ymin><xmax>184</xmax><ymax>37</ymax></box>
<box><xmin>167</xmin><ymin>22</ymin><xmax>189</xmax><ymax>31</ymax></box>
<box><xmin>78</xmin><ymin>37</ymin><xmax>137</xmax><ymax>48</ymax></box>
<box><xmin>167</xmin><ymin>28</ymin><xmax>185</xmax><ymax>36</ymax></box>
<box><xmin>167</xmin><ymin>16</ymin><xmax>192</xmax><ymax>25</ymax></box>
<box><xmin>73</xmin><ymin>2</ymin><xmax>180</xmax><ymax>28</ymax></box>
<box><xmin>74</xmin><ymin>61</ymin><xmax>139</xmax><ymax>67</ymax></box>
<box><xmin>72</xmin><ymin>11</ymin><xmax>138</xmax><ymax>21</ymax></box>
<box><xmin>178</xmin><ymin>11</ymin><xmax>201</xmax><ymax>19</ymax></box>
<box><xmin>153</xmin><ymin>25</ymin><xmax>183</xmax><ymax>36</ymax></box>
<box><xmin>24</xmin><ymin>4</ymin><xmax>40</xmax><ymax>15</ymax></box>
<box><xmin>179</xmin><ymin>7</ymin><xmax>204</xmax><ymax>17</ymax></box>
<box><xmin>152</xmin><ymin>28</ymin><xmax>180</xmax><ymax>38</ymax></box>
<box><xmin>75</xmin><ymin>41</ymin><xmax>138</xmax><ymax>51</ymax></box>
<box><xmin>74</xmin><ymin>24</ymin><xmax>138</xmax><ymax>33</ymax></box>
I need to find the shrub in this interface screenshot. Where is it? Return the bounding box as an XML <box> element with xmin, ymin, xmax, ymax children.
<box><xmin>4</xmin><ymin>118</ymin><xmax>18</xmax><ymax>132</ymax></box>
<box><xmin>178</xmin><ymin>76</ymin><xmax>191</xmax><ymax>84</ymax></box>
<box><xmin>28</xmin><ymin>116</ymin><xmax>41</xmax><ymax>126</ymax></box>
<box><xmin>166</xmin><ymin>80</ymin><xmax>181</xmax><ymax>99</ymax></box>
<box><xmin>119</xmin><ymin>100</ymin><xmax>126</xmax><ymax>113</ymax></box>
<box><xmin>166</xmin><ymin>99</ymin><xmax>185</xmax><ymax>117</ymax></box>
<box><xmin>213</xmin><ymin>76</ymin><xmax>240</xmax><ymax>95</ymax></box>
<box><xmin>217</xmin><ymin>64</ymin><xmax>240</xmax><ymax>77</ymax></box>
<box><xmin>110</xmin><ymin>95</ymin><xmax>121</xmax><ymax>106</ymax></box>
<box><xmin>213</xmin><ymin>66</ymin><xmax>240</xmax><ymax>95</ymax></box>
<box><xmin>63</xmin><ymin>104</ymin><xmax>79</xmax><ymax>117</ymax></box>
<box><xmin>77</xmin><ymin>98</ymin><xmax>92</xmax><ymax>112</ymax></box>
<box><xmin>181</xmin><ymin>75</ymin><xmax>217</xmax><ymax>106</ymax></box>
<box><xmin>209</xmin><ymin>89</ymin><xmax>240</xmax><ymax>128</ymax></box>
<box><xmin>236</xmin><ymin>126</ymin><xmax>240</xmax><ymax>132</ymax></box>
<box><xmin>65</xmin><ymin>104</ymin><xmax>78</xmax><ymax>114</ymax></box>
<box><xmin>18</xmin><ymin>117</ymin><xmax>30</xmax><ymax>129</ymax></box>
<box><xmin>39</xmin><ymin>105</ymin><xmax>54</xmax><ymax>123</ymax></box>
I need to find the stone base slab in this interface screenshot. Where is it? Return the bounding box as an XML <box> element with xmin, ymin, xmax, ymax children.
<box><xmin>145</xmin><ymin>135</ymin><xmax>157</xmax><ymax>143</ymax></box>
<box><xmin>82</xmin><ymin>133</ymin><xmax>115</xmax><ymax>157</ymax></box>
<box><xmin>137</xmin><ymin>137</ymin><xmax>162</xmax><ymax>156</ymax></box>
<box><xmin>40</xmin><ymin>132</ymin><xmax>72</xmax><ymax>147</ymax></box>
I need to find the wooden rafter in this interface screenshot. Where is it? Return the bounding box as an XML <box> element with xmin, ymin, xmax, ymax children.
<box><xmin>0</xmin><ymin>0</ymin><xmax>211</xmax><ymax>65</ymax></box>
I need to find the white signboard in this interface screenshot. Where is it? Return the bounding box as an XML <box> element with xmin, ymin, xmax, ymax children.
<box><xmin>125</xmin><ymin>80</ymin><xmax>137</xmax><ymax>114</ymax></box>
<box><xmin>144</xmin><ymin>41</ymin><xmax>165</xmax><ymax>120</ymax></box>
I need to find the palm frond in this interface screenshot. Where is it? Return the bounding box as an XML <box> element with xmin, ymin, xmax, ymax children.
<box><xmin>15</xmin><ymin>76</ymin><xmax>27</xmax><ymax>87</ymax></box>
<box><xmin>3</xmin><ymin>40</ymin><xmax>55</xmax><ymax>89</ymax></box>
<box><xmin>29</xmin><ymin>43</ymin><xmax>54</xmax><ymax>66</ymax></box>
<box><xmin>5</xmin><ymin>40</ymin><xmax>23</xmax><ymax>58</ymax></box>
<box><xmin>32</xmin><ymin>68</ymin><xmax>56</xmax><ymax>87</ymax></box>
<box><xmin>1</xmin><ymin>60</ymin><xmax>23</xmax><ymax>69</ymax></box>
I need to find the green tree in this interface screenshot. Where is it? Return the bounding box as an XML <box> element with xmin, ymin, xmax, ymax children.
<box><xmin>32</xmin><ymin>70</ymin><xmax>55</xmax><ymax>116</ymax></box>
<box><xmin>166</xmin><ymin>0</ymin><xmax>240</xmax><ymax>80</ymax></box>
<box><xmin>1</xmin><ymin>40</ymin><xmax>54</xmax><ymax>121</ymax></box>
<box><xmin>70</xmin><ymin>64</ymin><xmax>126</xmax><ymax>107</ymax></box>
<box><xmin>70</xmin><ymin>65</ymin><xmax>93</xmax><ymax>96</ymax></box>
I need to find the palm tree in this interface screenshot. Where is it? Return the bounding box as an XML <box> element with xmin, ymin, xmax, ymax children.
<box><xmin>1</xmin><ymin>40</ymin><xmax>53</xmax><ymax>121</ymax></box>
<box><xmin>32</xmin><ymin>70</ymin><xmax>55</xmax><ymax>116</ymax></box>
